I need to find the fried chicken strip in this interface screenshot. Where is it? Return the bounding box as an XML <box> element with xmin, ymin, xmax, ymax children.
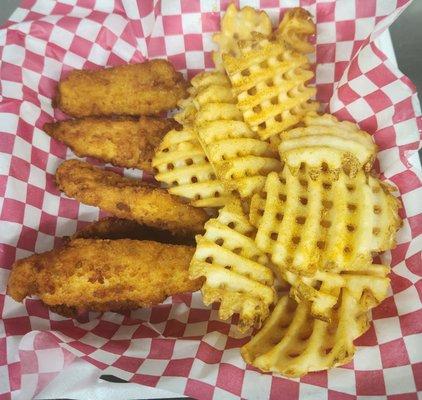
<box><xmin>72</xmin><ymin>217</ymin><xmax>196</xmax><ymax>246</ymax></box>
<box><xmin>7</xmin><ymin>239</ymin><xmax>202</xmax><ymax>315</ymax></box>
<box><xmin>44</xmin><ymin>117</ymin><xmax>178</xmax><ymax>172</ymax></box>
<box><xmin>55</xmin><ymin>60</ymin><xmax>188</xmax><ymax>117</ymax></box>
<box><xmin>55</xmin><ymin>160</ymin><xmax>209</xmax><ymax>235</ymax></box>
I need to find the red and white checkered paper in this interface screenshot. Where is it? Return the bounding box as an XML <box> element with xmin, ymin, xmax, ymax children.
<box><xmin>0</xmin><ymin>1</ymin><xmax>421</xmax><ymax>399</ymax></box>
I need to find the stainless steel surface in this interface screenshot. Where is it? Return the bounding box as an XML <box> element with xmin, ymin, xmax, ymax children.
<box><xmin>390</xmin><ymin>0</ymin><xmax>422</xmax><ymax>102</ymax></box>
<box><xmin>389</xmin><ymin>0</ymin><xmax>422</xmax><ymax>163</ymax></box>
<box><xmin>0</xmin><ymin>0</ymin><xmax>20</xmax><ymax>24</ymax></box>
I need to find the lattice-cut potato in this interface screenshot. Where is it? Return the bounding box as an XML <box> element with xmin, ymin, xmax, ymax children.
<box><xmin>284</xmin><ymin>263</ymin><xmax>390</xmax><ymax>321</ymax></box>
<box><xmin>191</xmin><ymin>70</ymin><xmax>232</xmax><ymax>89</ymax></box>
<box><xmin>275</xmin><ymin>7</ymin><xmax>315</xmax><ymax>53</ymax></box>
<box><xmin>174</xmin><ymin>91</ymin><xmax>198</xmax><ymax>126</ymax></box>
<box><xmin>241</xmin><ymin>288</ymin><xmax>372</xmax><ymax>377</ymax></box>
<box><xmin>189</xmin><ymin>197</ymin><xmax>276</xmax><ymax>332</ymax></box>
<box><xmin>175</xmin><ymin>73</ymin><xmax>230</xmax><ymax>125</ymax></box>
<box><xmin>212</xmin><ymin>3</ymin><xmax>272</xmax><ymax>71</ymax></box>
<box><xmin>279</xmin><ymin>113</ymin><xmax>377</xmax><ymax>178</ymax></box>
<box><xmin>152</xmin><ymin>127</ymin><xmax>229</xmax><ymax>208</ymax></box>
<box><xmin>251</xmin><ymin>168</ymin><xmax>401</xmax><ymax>275</ymax></box>
<box><xmin>223</xmin><ymin>38</ymin><xmax>318</xmax><ymax>140</ymax></box>
<box><xmin>192</xmin><ymin>71</ymin><xmax>282</xmax><ymax>197</ymax></box>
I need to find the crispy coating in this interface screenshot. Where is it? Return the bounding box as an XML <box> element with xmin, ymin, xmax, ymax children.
<box><xmin>44</xmin><ymin>117</ymin><xmax>178</xmax><ymax>172</ymax></box>
<box><xmin>72</xmin><ymin>217</ymin><xmax>196</xmax><ymax>246</ymax></box>
<box><xmin>55</xmin><ymin>60</ymin><xmax>188</xmax><ymax>117</ymax></box>
<box><xmin>55</xmin><ymin>160</ymin><xmax>209</xmax><ymax>235</ymax></box>
<box><xmin>7</xmin><ymin>239</ymin><xmax>203</xmax><ymax>315</ymax></box>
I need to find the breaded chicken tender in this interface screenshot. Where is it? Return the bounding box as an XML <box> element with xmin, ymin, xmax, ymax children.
<box><xmin>55</xmin><ymin>160</ymin><xmax>209</xmax><ymax>235</ymax></box>
<box><xmin>55</xmin><ymin>60</ymin><xmax>188</xmax><ymax>117</ymax></box>
<box><xmin>7</xmin><ymin>239</ymin><xmax>202</xmax><ymax>315</ymax></box>
<box><xmin>44</xmin><ymin>117</ymin><xmax>178</xmax><ymax>172</ymax></box>
<box><xmin>72</xmin><ymin>217</ymin><xmax>195</xmax><ymax>246</ymax></box>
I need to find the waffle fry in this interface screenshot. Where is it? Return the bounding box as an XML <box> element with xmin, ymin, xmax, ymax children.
<box><xmin>212</xmin><ymin>4</ymin><xmax>272</xmax><ymax>71</ymax></box>
<box><xmin>152</xmin><ymin>127</ymin><xmax>229</xmax><ymax>208</ymax></box>
<box><xmin>174</xmin><ymin>91</ymin><xmax>198</xmax><ymax>126</ymax></box>
<box><xmin>189</xmin><ymin>198</ymin><xmax>276</xmax><ymax>332</ymax></box>
<box><xmin>251</xmin><ymin>168</ymin><xmax>401</xmax><ymax>275</ymax></box>
<box><xmin>241</xmin><ymin>287</ymin><xmax>373</xmax><ymax>377</ymax></box>
<box><xmin>275</xmin><ymin>8</ymin><xmax>315</xmax><ymax>53</ymax></box>
<box><xmin>175</xmin><ymin>72</ymin><xmax>234</xmax><ymax>125</ymax></box>
<box><xmin>279</xmin><ymin>113</ymin><xmax>377</xmax><ymax>178</ymax></box>
<box><xmin>192</xmin><ymin>71</ymin><xmax>282</xmax><ymax>197</ymax></box>
<box><xmin>223</xmin><ymin>38</ymin><xmax>318</xmax><ymax>140</ymax></box>
<box><xmin>153</xmin><ymin>72</ymin><xmax>231</xmax><ymax>208</ymax></box>
<box><xmin>284</xmin><ymin>263</ymin><xmax>390</xmax><ymax>321</ymax></box>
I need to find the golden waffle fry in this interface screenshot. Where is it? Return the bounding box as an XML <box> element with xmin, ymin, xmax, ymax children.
<box><xmin>152</xmin><ymin>127</ymin><xmax>229</xmax><ymax>208</ymax></box>
<box><xmin>285</xmin><ymin>263</ymin><xmax>390</xmax><ymax>321</ymax></box>
<box><xmin>251</xmin><ymin>168</ymin><xmax>401</xmax><ymax>275</ymax></box>
<box><xmin>275</xmin><ymin>8</ymin><xmax>315</xmax><ymax>53</ymax></box>
<box><xmin>212</xmin><ymin>4</ymin><xmax>272</xmax><ymax>71</ymax></box>
<box><xmin>174</xmin><ymin>91</ymin><xmax>198</xmax><ymax>126</ymax></box>
<box><xmin>223</xmin><ymin>38</ymin><xmax>318</xmax><ymax>140</ymax></box>
<box><xmin>192</xmin><ymin>71</ymin><xmax>282</xmax><ymax>197</ymax></box>
<box><xmin>189</xmin><ymin>197</ymin><xmax>276</xmax><ymax>332</ymax></box>
<box><xmin>153</xmin><ymin>72</ymin><xmax>231</xmax><ymax>208</ymax></box>
<box><xmin>241</xmin><ymin>287</ymin><xmax>373</xmax><ymax>377</ymax></box>
<box><xmin>279</xmin><ymin>113</ymin><xmax>377</xmax><ymax>178</ymax></box>
<box><xmin>176</xmin><ymin>72</ymin><xmax>233</xmax><ymax>125</ymax></box>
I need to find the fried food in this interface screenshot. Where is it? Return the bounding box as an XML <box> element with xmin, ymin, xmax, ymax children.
<box><xmin>72</xmin><ymin>217</ymin><xmax>195</xmax><ymax>246</ymax></box>
<box><xmin>250</xmin><ymin>169</ymin><xmax>401</xmax><ymax>275</ymax></box>
<box><xmin>55</xmin><ymin>159</ymin><xmax>209</xmax><ymax>235</ymax></box>
<box><xmin>212</xmin><ymin>4</ymin><xmax>272</xmax><ymax>70</ymax></box>
<box><xmin>173</xmin><ymin>77</ymin><xmax>210</xmax><ymax>126</ymax></box>
<box><xmin>173</xmin><ymin>96</ymin><xmax>198</xmax><ymax>126</ymax></box>
<box><xmin>223</xmin><ymin>37</ymin><xmax>318</xmax><ymax>140</ymax></box>
<box><xmin>55</xmin><ymin>60</ymin><xmax>187</xmax><ymax>117</ymax></box>
<box><xmin>189</xmin><ymin>198</ymin><xmax>275</xmax><ymax>332</ymax></box>
<box><xmin>275</xmin><ymin>8</ymin><xmax>315</xmax><ymax>53</ymax></box>
<box><xmin>44</xmin><ymin>117</ymin><xmax>177</xmax><ymax>172</ymax></box>
<box><xmin>278</xmin><ymin>113</ymin><xmax>377</xmax><ymax>178</ymax></box>
<box><xmin>7</xmin><ymin>239</ymin><xmax>202</xmax><ymax>315</ymax></box>
<box><xmin>152</xmin><ymin>126</ymin><xmax>229</xmax><ymax>208</ymax></box>
<box><xmin>191</xmin><ymin>71</ymin><xmax>282</xmax><ymax>197</ymax></box>
<box><xmin>241</xmin><ymin>288</ymin><xmax>372</xmax><ymax>377</ymax></box>
<box><xmin>284</xmin><ymin>263</ymin><xmax>390</xmax><ymax>321</ymax></box>
<box><xmin>7</xmin><ymin>4</ymin><xmax>398</xmax><ymax>379</ymax></box>
<box><xmin>153</xmin><ymin>71</ymin><xmax>281</xmax><ymax>203</ymax></box>
<box><xmin>153</xmin><ymin>75</ymin><xmax>229</xmax><ymax>208</ymax></box>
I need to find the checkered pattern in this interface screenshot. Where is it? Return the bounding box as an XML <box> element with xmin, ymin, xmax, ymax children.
<box><xmin>0</xmin><ymin>1</ymin><xmax>421</xmax><ymax>399</ymax></box>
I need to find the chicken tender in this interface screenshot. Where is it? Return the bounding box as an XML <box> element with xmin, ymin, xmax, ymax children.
<box><xmin>55</xmin><ymin>60</ymin><xmax>188</xmax><ymax>117</ymax></box>
<box><xmin>44</xmin><ymin>117</ymin><xmax>178</xmax><ymax>172</ymax></box>
<box><xmin>55</xmin><ymin>159</ymin><xmax>209</xmax><ymax>235</ymax></box>
<box><xmin>7</xmin><ymin>239</ymin><xmax>202</xmax><ymax>316</ymax></box>
<box><xmin>72</xmin><ymin>217</ymin><xmax>195</xmax><ymax>246</ymax></box>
